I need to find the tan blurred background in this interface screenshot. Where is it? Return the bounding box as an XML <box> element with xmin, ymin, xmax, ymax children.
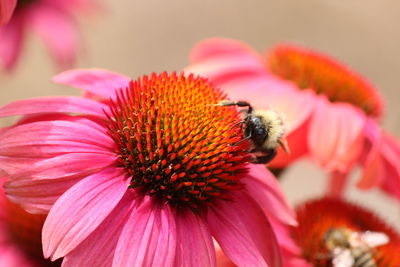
<box><xmin>0</xmin><ymin>0</ymin><xmax>399</xmax><ymax>226</ymax></box>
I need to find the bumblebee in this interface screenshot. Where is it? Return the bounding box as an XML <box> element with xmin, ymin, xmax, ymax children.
<box><xmin>323</xmin><ymin>227</ymin><xmax>389</xmax><ymax>267</ymax></box>
<box><xmin>216</xmin><ymin>100</ymin><xmax>289</xmax><ymax>164</ymax></box>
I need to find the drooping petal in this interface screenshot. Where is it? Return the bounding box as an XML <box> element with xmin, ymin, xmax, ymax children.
<box><xmin>379</xmin><ymin>133</ymin><xmax>400</xmax><ymax>200</ymax></box>
<box><xmin>174</xmin><ymin>210</ymin><xmax>216</xmax><ymax>267</ymax></box>
<box><xmin>0</xmin><ymin>15</ymin><xmax>24</xmax><ymax>71</ymax></box>
<box><xmin>62</xmin><ymin>191</ymin><xmax>138</xmax><ymax>267</ymax></box>
<box><xmin>113</xmin><ymin>198</ymin><xmax>177</xmax><ymax>267</ymax></box>
<box><xmin>0</xmin><ymin>0</ymin><xmax>17</xmax><ymax>25</ymax></box>
<box><xmin>308</xmin><ymin>96</ymin><xmax>366</xmax><ymax>172</ymax></box>
<box><xmin>42</xmin><ymin>168</ymin><xmax>129</xmax><ymax>260</ymax></box>
<box><xmin>357</xmin><ymin>118</ymin><xmax>384</xmax><ymax>189</ymax></box>
<box><xmin>242</xmin><ymin>164</ymin><xmax>297</xmax><ymax>226</ymax></box>
<box><xmin>53</xmin><ymin>69</ymin><xmax>131</xmax><ymax>98</ymax></box>
<box><xmin>326</xmin><ymin>170</ymin><xmax>349</xmax><ymax>197</ymax></box>
<box><xmin>29</xmin><ymin>3</ymin><xmax>78</xmax><ymax>69</ymax></box>
<box><xmin>208</xmin><ymin>191</ymin><xmax>281</xmax><ymax>267</ymax></box>
<box><xmin>0</xmin><ymin>96</ymin><xmax>108</xmax><ymax>118</ymax></box>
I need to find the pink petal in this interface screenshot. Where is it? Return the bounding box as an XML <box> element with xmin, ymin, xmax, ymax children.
<box><xmin>186</xmin><ymin>38</ymin><xmax>266</xmax><ymax>86</ymax></box>
<box><xmin>0</xmin><ymin>0</ymin><xmax>17</xmax><ymax>25</ymax></box>
<box><xmin>0</xmin><ymin>120</ymin><xmax>113</xmax><ymax>157</ymax></box>
<box><xmin>308</xmin><ymin>96</ymin><xmax>366</xmax><ymax>172</ymax></box>
<box><xmin>357</xmin><ymin>119</ymin><xmax>384</xmax><ymax>189</ymax></box>
<box><xmin>174</xmin><ymin>210</ymin><xmax>216</xmax><ymax>266</ymax></box>
<box><xmin>190</xmin><ymin>38</ymin><xmax>260</xmax><ymax>62</ymax></box>
<box><xmin>113</xmin><ymin>198</ymin><xmax>176</xmax><ymax>267</ymax></box>
<box><xmin>5</xmin><ymin>175</ymin><xmax>82</xmax><ymax>214</ymax></box>
<box><xmin>4</xmin><ymin>152</ymin><xmax>115</xmax><ymax>179</ymax></box>
<box><xmin>242</xmin><ymin>164</ymin><xmax>297</xmax><ymax>226</ymax></box>
<box><xmin>42</xmin><ymin>168</ymin><xmax>129</xmax><ymax>260</ymax></box>
<box><xmin>62</xmin><ymin>191</ymin><xmax>138</xmax><ymax>267</ymax></box>
<box><xmin>208</xmin><ymin>191</ymin><xmax>281</xmax><ymax>267</ymax></box>
<box><xmin>0</xmin><ymin>96</ymin><xmax>108</xmax><ymax>118</ymax></box>
<box><xmin>53</xmin><ymin>69</ymin><xmax>131</xmax><ymax>98</ymax></box>
<box><xmin>0</xmin><ymin>15</ymin><xmax>24</xmax><ymax>70</ymax></box>
<box><xmin>29</xmin><ymin>4</ymin><xmax>78</xmax><ymax>69</ymax></box>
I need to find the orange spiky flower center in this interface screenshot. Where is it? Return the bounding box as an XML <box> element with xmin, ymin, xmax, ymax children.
<box><xmin>267</xmin><ymin>45</ymin><xmax>384</xmax><ymax>118</ymax></box>
<box><xmin>292</xmin><ymin>198</ymin><xmax>400</xmax><ymax>267</ymax></box>
<box><xmin>5</xmin><ymin>199</ymin><xmax>61</xmax><ymax>266</ymax></box>
<box><xmin>106</xmin><ymin>72</ymin><xmax>250</xmax><ymax>209</ymax></box>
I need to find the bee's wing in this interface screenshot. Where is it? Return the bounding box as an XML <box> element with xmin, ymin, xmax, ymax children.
<box><xmin>332</xmin><ymin>248</ymin><xmax>354</xmax><ymax>267</ymax></box>
<box><xmin>358</xmin><ymin>231</ymin><xmax>389</xmax><ymax>247</ymax></box>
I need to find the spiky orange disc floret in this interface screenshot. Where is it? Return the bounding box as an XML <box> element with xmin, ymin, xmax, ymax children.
<box><xmin>293</xmin><ymin>198</ymin><xmax>400</xmax><ymax>267</ymax></box>
<box><xmin>106</xmin><ymin>72</ymin><xmax>250</xmax><ymax>209</ymax></box>
<box><xmin>5</xmin><ymin>200</ymin><xmax>61</xmax><ymax>266</ymax></box>
<box><xmin>267</xmin><ymin>44</ymin><xmax>384</xmax><ymax>118</ymax></box>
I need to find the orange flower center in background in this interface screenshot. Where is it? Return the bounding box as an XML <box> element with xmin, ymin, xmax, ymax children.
<box><xmin>5</xmin><ymin>200</ymin><xmax>61</xmax><ymax>266</ymax></box>
<box><xmin>267</xmin><ymin>45</ymin><xmax>384</xmax><ymax>118</ymax></box>
<box><xmin>292</xmin><ymin>198</ymin><xmax>400</xmax><ymax>267</ymax></box>
<box><xmin>107</xmin><ymin>72</ymin><xmax>250</xmax><ymax>209</ymax></box>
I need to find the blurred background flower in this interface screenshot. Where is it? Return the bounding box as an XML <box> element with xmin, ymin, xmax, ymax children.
<box><xmin>0</xmin><ymin>178</ymin><xmax>60</xmax><ymax>267</ymax></box>
<box><xmin>0</xmin><ymin>0</ymin><xmax>98</xmax><ymax>72</ymax></box>
<box><xmin>293</xmin><ymin>197</ymin><xmax>400</xmax><ymax>266</ymax></box>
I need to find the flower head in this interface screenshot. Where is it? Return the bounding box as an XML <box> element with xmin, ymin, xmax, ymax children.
<box><xmin>186</xmin><ymin>38</ymin><xmax>400</xmax><ymax>200</ymax></box>
<box><xmin>0</xmin><ymin>69</ymin><xmax>295</xmax><ymax>266</ymax></box>
<box><xmin>293</xmin><ymin>197</ymin><xmax>400</xmax><ymax>267</ymax></box>
<box><xmin>0</xmin><ymin>0</ymin><xmax>96</xmax><ymax>71</ymax></box>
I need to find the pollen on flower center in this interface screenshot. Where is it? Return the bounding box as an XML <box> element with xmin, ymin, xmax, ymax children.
<box><xmin>267</xmin><ymin>44</ymin><xmax>384</xmax><ymax>118</ymax></box>
<box><xmin>106</xmin><ymin>72</ymin><xmax>250</xmax><ymax>209</ymax></box>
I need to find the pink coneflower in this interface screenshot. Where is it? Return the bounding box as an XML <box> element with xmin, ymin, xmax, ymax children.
<box><xmin>0</xmin><ymin>178</ymin><xmax>61</xmax><ymax>267</ymax></box>
<box><xmin>293</xmin><ymin>197</ymin><xmax>400</xmax><ymax>267</ymax></box>
<box><xmin>186</xmin><ymin>38</ymin><xmax>400</xmax><ymax>199</ymax></box>
<box><xmin>0</xmin><ymin>69</ymin><xmax>296</xmax><ymax>266</ymax></box>
<box><xmin>0</xmin><ymin>0</ymin><xmax>96</xmax><ymax>71</ymax></box>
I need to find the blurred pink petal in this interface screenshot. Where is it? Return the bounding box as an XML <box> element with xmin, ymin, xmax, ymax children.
<box><xmin>113</xmin><ymin>198</ymin><xmax>177</xmax><ymax>267</ymax></box>
<box><xmin>43</xmin><ymin>168</ymin><xmax>129</xmax><ymax>260</ymax></box>
<box><xmin>29</xmin><ymin>4</ymin><xmax>78</xmax><ymax>69</ymax></box>
<box><xmin>53</xmin><ymin>69</ymin><xmax>132</xmax><ymax>98</ymax></box>
<box><xmin>1</xmin><ymin>0</ymin><xmax>98</xmax><ymax>72</ymax></box>
<box><xmin>0</xmin><ymin>16</ymin><xmax>23</xmax><ymax>70</ymax></box>
<box><xmin>175</xmin><ymin>210</ymin><xmax>216</xmax><ymax>266</ymax></box>
<box><xmin>243</xmin><ymin>164</ymin><xmax>297</xmax><ymax>226</ymax></box>
<box><xmin>357</xmin><ymin>119</ymin><xmax>384</xmax><ymax>189</ymax></box>
<box><xmin>0</xmin><ymin>0</ymin><xmax>17</xmax><ymax>25</ymax></box>
<box><xmin>308</xmin><ymin>96</ymin><xmax>366</xmax><ymax>172</ymax></box>
<box><xmin>208</xmin><ymin>191</ymin><xmax>281</xmax><ymax>267</ymax></box>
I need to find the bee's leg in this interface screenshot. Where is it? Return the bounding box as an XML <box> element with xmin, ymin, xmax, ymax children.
<box><xmin>217</xmin><ymin>100</ymin><xmax>253</xmax><ymax>114</ymax></box>
<box><xmin>233</xmin><ymin>132</ymin><xmax>252</xmax><ymax>146</ymax></box>
<box><xmin>251</xmin><ymin>149</ymin><xmax>277</xmax><ymax>164</ymax></box>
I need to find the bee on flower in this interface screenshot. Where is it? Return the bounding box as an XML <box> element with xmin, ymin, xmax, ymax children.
<box><xmin>0</xmin><ymin>69</ymin><xmax>296</xmax><ymax>266</ymax></box>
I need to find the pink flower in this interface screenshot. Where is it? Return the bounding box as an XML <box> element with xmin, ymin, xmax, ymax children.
<box><xmin>0</xmin><ymin>178</ymin><xmax>60</xmax><ymax>267</ymax></box>
<box><xmin>0</xmin><ymin>0</ymin><xmax>96</xmax><ymax>71</ymax></box>
<box><xmin>186</xmin><ymin>38</ymin><xmax>400</xmax><ymax>200</ymax></box>
<box><xmin>0</xmin><ymin>69</ymin><xmax>296</xmax><ymax>266</ymax></box>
